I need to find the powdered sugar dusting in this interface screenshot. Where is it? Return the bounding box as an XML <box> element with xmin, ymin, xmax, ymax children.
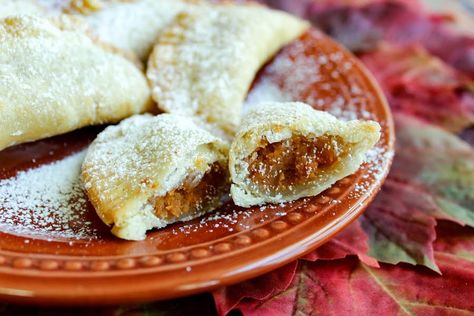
<box><xmin>246</xmin><ymin>30</ymin><xmax>375</xmax><ymax>121</ymax></box>
<box><xmin>170</xmin><ymin>204</ymin><xmax>291</xmax><ymax>236</ymax></box>
<box><xmin>349</xmin><ymin>145</ymin><xmax>394</xmax><ymax>200</ymax></box>
<box><xmin>245</xmin><ymin>79</ymin><xmax>290</xmax><ymax>108</ymax></box>
<box><xmin>147</xmin><ymin>4</ymin><xmax>308</xmax><ymax>134</ymax></box>
<box><xmin>0</xmin><ymin>150</ymin><xmax>98</xmax><ymax>240</ymax></box>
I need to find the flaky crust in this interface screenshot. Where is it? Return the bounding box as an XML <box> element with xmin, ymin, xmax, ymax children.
<box><xmin>229</xmin><ymin>102</ymin><xmax>381</xmax><ymax>207</ymax></box>
<box><xmin>147</xmin><ymin>4</ymin><xmax>309</xmax><ymax>135</ymax></box>
<box><xmin>0</xmin><ymin>15</ymin><xmax>153</xmax><ymax>151</ymax></box>
<box><xmin>81</xmin><ymin>114</ymin><xmax>229</xmax><ymax>240</ymax></box>
<box><xmin>0</xmin><ymin>0</ymin><xmax>46</xmax><ymax>18</ymax></box>
<box><xmin>76</xmin><ymin>0</ymin><xmax>195</xmax><ymax>61</ymax></box>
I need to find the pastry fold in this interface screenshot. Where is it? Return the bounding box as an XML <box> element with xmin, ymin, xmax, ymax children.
<box><xmin>82</xmin><ymin>114</ymin><xmax>229</xmax><ymax>240</ymax></box>
<box><xmin>229</xmin><ymin>102</ymin><xmax>381</xmax><ymax>207</ymax></box>
<box><xmin>75</xmin><ymin>0</ymin><xmax>192</xmax><ymax>61</ymax></box>
<box><xmin>147</xmin><ymin>4</ymin><xmax>309</xmax><ymax>135</ymax></box>
<box><xmin>0</xmin><ymin>15</ymin><xmax>152</xmax><ymax>151</ymax></box>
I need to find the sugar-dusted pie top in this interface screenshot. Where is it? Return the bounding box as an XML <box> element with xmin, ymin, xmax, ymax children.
<box><xmin>83</xmin><ymin>114</ymin><xmax>228</xmax><ymax>200</ymax></box>
<box><xmin>81</xmin><ymin>114</ymin><xmax>229</xmax><ymax>239</ymax></box>
<box><xmin>0</xmin><ymin>15</ymin><xmax>152</xmax><ymax>151</ymax></box>
<box><xmin>147</xmin><ymin>3</ymin><xmax>309</xmax><ymax>135</ymax></box>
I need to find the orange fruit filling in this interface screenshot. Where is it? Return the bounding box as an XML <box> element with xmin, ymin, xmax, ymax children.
<box><xmin>153</xmin><ymin>163</ymin><xmax>228</xmax><ymax>220</ymax></box>
<box><xmin>247</xmin><ymin>135</ymin><xmax>346</xmax><ymax>192</ymax></box>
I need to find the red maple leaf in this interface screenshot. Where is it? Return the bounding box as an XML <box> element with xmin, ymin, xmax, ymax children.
<box><xmin>212</xmin><ymin>221</ymin><xmax>379</xmax><ymax>315</ymax></box>
<box><xmin>434</xmin><ymin>221</ymin><xmax>474</xmax><ymax>263</ymax></box>
<box><xmin>361</xmin><ymin>45</ymin><xmax>474</xmax><ymax>132</ymax></box>
<box><xmin>217</xmin><ymin>221</ymin><xmax>474</xmax><ymax>315</ymax></box>
<box><xmin>213</xmin><ymin>262</ymin><xmax>298</xmax><ymax>316</ymax></box>
<box><xmin>295</xmin><ymin>0</ymin><xmax>474</xmax><ymax>80</ymax></box>
<box><xmin>227</xmin><ymin>256</ymin><xmax>474</xmax><ymax>316</ymax></box>
<box><xmin>302</xmin><ymin>220</ymin><xmax>379</xmax><ymax>267</ymax></box>
<box><xmin>359</xmin><ymin>113</ymin><xmax>474</xmax><ymax>272</ymax></box>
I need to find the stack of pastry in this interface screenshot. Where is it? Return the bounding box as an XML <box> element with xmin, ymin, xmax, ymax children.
<box><xmin>0</xmin><ymin>0</ymin><xmax>380</xmax><ymax>240</ymax></box>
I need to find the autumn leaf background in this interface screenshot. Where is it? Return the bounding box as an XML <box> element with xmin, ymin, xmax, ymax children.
<box><xmin>3</xmin><ymin>0</ymin><xmax>474</xmax><ymax>315</ymax></box>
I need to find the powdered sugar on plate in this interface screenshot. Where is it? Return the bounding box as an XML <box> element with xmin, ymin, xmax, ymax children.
<box><xmin>0</xmin><ymin>150</ymin><xmax>98</xmax><ymax>240</ymax></box>
<box><xmin>246</xmin><ymin>30</ymin><xmax>375</xmax><ymax>121</ymax></box>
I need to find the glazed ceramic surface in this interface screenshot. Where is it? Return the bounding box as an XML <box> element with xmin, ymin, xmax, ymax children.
<box><xmin>0</xmin><ymin>30</ymin><xmax>394</xmax><ymax>305</ymax></box>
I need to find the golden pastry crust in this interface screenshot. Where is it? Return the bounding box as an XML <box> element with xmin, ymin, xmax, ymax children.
<box><xmin>65</xmin><ymin>0</ymin><xmax>105</xmax><ymax>14</ymax></box>
<box><xmin>82</xmin><ymin>114</ymin><xmax>229</xmax><ymax>240</ymax></box>
<box><xmin>229</xmin><ymin>102</ymin><xmax>381</xmax><ymax>207</ymax></box>
<box><xmin>0</xmin><ymin>15</ymin><xmax>152</xmax><ymax>151</ymax></box>
<box><xmin>147</xmin><ymin>4</ymin><xmax>309</xmax><ymax>135</ymax></box>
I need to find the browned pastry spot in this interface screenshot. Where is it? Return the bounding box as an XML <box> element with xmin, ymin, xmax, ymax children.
<box><xmin>152</xmin><ymin>163</ymin><xmax>228</xmax><ymax>220</ymax></box>
<box><xmin>247</xmin><ymin>135</ymin><xmax>347</xmax><ymax>191</ymax></box>
<box><xmin>65</xmin><ymin>0</ymin><xmax>103</xmax><ymax>14</ymax></box>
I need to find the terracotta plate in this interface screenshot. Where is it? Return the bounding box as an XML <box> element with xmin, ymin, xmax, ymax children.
<box><xmin>0</xmin><ymin>30</ymin><xmax>394</xmax><ymax>306</ymax></box>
